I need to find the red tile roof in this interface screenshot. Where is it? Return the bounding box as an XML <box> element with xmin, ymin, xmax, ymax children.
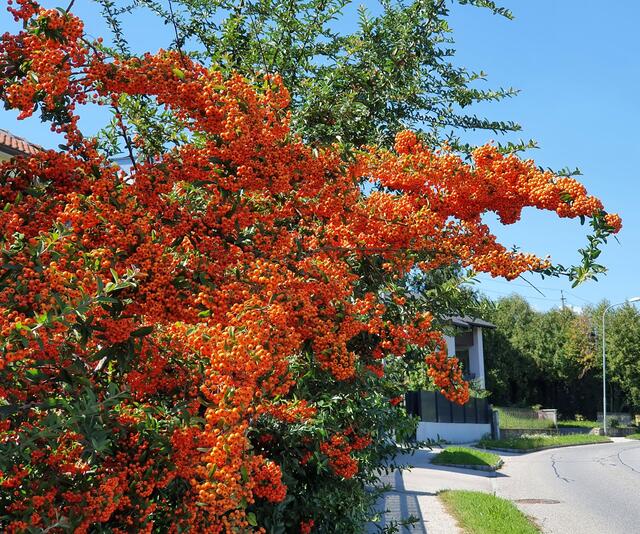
<box><xmin>0</xmin><ymin>129</ymin><xmax>42</xmax><ymax>156</ymax></box>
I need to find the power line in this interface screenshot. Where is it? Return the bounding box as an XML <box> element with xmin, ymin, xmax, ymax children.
<box><xmin>565</xmin><ymin>292</ymin><xmax>595</xmax><ymax>305</ymax></box>
<box><xmin>475</xmin><ymin>277</ymin><xmax>563</xmax><ymax>292</ymax></box>
<box><xmin>474</xmin><ymin>277</ymin><xmax>595</xmax><ymax>305</ymax></box>
<box><xmin>478</xmin><ymin>287</ymin><xmax>562</xmax><ymax>302</ymax></box>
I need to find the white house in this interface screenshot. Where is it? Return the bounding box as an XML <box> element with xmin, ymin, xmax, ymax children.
<box><xmin>409</xmin><ymin>315</ymin><xmax>496</xmax><ymax>444</ymax></box>
<box><xmin>443</xmin><ymin>315</ymin><xmax>496</xmax><ymax>389</ymax></box>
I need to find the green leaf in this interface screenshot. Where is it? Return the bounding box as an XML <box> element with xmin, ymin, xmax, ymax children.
<box><xmin>130</xmin><ymin>325</ymin><xmax>154</xmax><ymax>338</ymax></box>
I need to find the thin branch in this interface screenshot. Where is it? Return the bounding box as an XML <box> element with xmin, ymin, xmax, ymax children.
<box><xmin>112</xmin><ymin>103</ymin><xmax>139</xmax><ymax>173</ymax></box>
<box><xmin>517</xmin><ymin>274</ymin><xmax>546</xmax><ymax>297</ymax></box>
<box><xmin>244</xmin><ymin>0</ymin><xmax>271</xmax><ymax>73</ymax></box>
<box><xmin>167</xmin><ymin>0</ymin><xmax>188</xmax><ymax>67</ymax></box>
<box><xmin>267</xmin><ymin>0</ymin><xmax>297</xmax><ymax>74</ymax></box>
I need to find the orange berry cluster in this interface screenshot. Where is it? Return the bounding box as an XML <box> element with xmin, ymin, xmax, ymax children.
<box><xmin>319</xmin><ymin>433</ymin><xmax>360</xmax><ymax>479</ymax></box>
<box><xmin>300</xmin><ymin>519</ymin><xmax>315</xmax><ymax>534</ymax></box>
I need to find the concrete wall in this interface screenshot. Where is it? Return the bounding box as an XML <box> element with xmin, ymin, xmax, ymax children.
<box><xmin>538</xmin><ymin>409</ymin><xmax>557</xmax><ymax>424</ymax></box>
<box><xmin>416</xmin><ymin>421</ymin><xmax>491</xmax><ymax>444</ymax></box>
<box><xmin>468</xmin><ymin>326</ymin><xmax>485</xmax><ymax>388</ymax></box>
<box><xmin>444</xmin><ymin>334</ymin><xmax>456</xmax><ymax>357</ymax></box>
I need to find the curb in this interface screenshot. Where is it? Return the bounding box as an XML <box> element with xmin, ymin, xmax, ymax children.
<box><xmin>480</xmin><ymin>440</ymin><xmax>613</xmax><ymax>454</ymax></box>
<box><xmin>431</xmin><ymin>459</ymin><xmax>504</xmax><ymax>471</ymax></box>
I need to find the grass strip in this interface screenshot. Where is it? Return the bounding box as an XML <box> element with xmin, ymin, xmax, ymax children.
<box><xmin>439</xmin><ymin>490</ymin><xmax>540</xmax><ymax>534</ymax></box>
<box><xmin>478</xmin><ymin>433</ymin><xmax>611</xmax><ymax>452</ymax></box>
<box><xmin>431</xmin><ymin>446</ymin><xmax>501</xmax><ymax>468</ymax></box>
<box><xmin>626</xmin><ymin>433</ymin><xmax>640</xmax><ymax>440</ymax></box>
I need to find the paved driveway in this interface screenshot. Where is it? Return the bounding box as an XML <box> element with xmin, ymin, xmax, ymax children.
<box><xmin>374</xmin><ymin>438</ymin><xmax>640</xmax><ymax>533</ymax></box>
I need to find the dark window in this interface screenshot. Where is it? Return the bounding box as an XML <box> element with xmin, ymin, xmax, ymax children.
<box><xmin>455</xmin><ymin>349</ymin><xmax>470</xmax><ymax>371</ymax></box>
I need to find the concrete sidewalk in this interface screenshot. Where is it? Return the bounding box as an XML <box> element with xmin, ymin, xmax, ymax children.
<box><xmin>370</xmin><ymin>447</ymin><xmax>498</xmax><ymax>532</ymax></box>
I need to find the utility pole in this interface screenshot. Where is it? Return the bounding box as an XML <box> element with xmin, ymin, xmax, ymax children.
<box><xmin>560</xmin><ymin>291</ymin><xmax>566</xmax><ymax>310</ymax></box>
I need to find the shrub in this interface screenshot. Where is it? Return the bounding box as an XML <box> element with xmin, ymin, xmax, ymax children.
<box><xmin>0</xmin><ymin>2</ymin><xmax>620</xmax><ymax>532</ymax></box>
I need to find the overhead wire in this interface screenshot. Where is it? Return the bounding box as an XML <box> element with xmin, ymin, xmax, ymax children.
<box><xmin>473</xmin><ymin>276</ymin><xmax>596</xmax><ymax>305</ymax></box>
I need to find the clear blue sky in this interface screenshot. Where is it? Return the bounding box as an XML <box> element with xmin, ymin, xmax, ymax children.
<box><xmin>1</xmin><ymin>1</ymin><xmax>638</xmax><ymax>311</ymax></box>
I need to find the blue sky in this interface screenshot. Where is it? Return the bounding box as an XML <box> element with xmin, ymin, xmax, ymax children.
<box><xmin>1</xmin><ymin>1</ymin><xmax>638</xmax><ymax>311</ymax></box>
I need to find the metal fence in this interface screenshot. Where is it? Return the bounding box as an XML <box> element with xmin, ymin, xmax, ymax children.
<box><xmin>405</xmin><ymin>391</ymin><xmax>491</xmax><ymax>425</ymax></box>
<box><xmin>495</xmin><ymin>406</ymin><xmax>556</xmax><ymax>430</ymax></box>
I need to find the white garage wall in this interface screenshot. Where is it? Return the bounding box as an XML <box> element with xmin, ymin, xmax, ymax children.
<box><xmin>416</xmin><ymin>422</ymin><xmax>491</xmax><ymax>444</ymax></box>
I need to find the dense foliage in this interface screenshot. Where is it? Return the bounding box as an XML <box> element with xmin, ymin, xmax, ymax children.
<box><xmin>0</xmin><ymin>2</ymin><xmax>621</xmax><ymax>532</ymax></box>
<box><xmin>484</xmin><ymin>296</ymin><xmax>640</xmax><ymax>417</ymax></box>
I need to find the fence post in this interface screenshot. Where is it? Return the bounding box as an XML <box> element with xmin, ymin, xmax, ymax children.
<box><xmin>491</xmin><ymin>406</ymin><xmax>500</xmax><ymax>440</ymax></box>
<box><xmin>449</xmin><ymin>394</ymin><xmax>454</xmax><ymax>423</ymax></box>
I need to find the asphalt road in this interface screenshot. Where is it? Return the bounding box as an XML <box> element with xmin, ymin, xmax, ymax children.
<box><xmin>376</xmin><ymin>438</ymin><xmax>640</xmax><ymax>534</ymax></box>
<box><xmin>495</xmin><ymin>439</ymin><xmax>640</xmax><ymax>534</ymax></box>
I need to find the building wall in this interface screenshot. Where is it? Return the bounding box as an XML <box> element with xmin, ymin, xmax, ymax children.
<box><xmin>468</xmin><ymin>326</ymin><xmax>486</xmax><ymax>388</ymax></box>
<box><xmin>444</xmin><ymin>334</ymin><xmax>456</xmax><ymax>357</ymax></box>
<box><xmin>416</xmin><ymin>421</ymin><xmax>491</xmax><ymax>444</ymax></box>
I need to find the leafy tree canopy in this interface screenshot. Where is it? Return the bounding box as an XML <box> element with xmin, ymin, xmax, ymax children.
<box><xmin>96</xmin><ymin>0</ymin><xmax>531</xmax><ymax>152</ymax></box>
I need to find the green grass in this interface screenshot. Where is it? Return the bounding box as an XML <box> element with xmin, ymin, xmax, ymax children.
<box><xmin>439</xmin><ymin>490</ymin><xmax>540</xmax><ymax>534</ymax></box>
<box><xmin>496</xmin><ymin>408</ymin><xmax>555</xmax><ymax>430</ymax></box>
<box><xmin>431</xmin><ymin>446</ymin><xmax>501</xmax><ymax>468</ymax></box>
<box><xmin>478</xmin><ymin>433</ymin><xmax>611</xmax><ymax>451</ymax></box>
<box><xmin>557</xmin><ymin>420</ymin><xmax>600</xmax><ymax>429</ymax></box>
<box><xmin>626</xmin><ymin>433</ymin><xmax>640</xmax><ymax>440</ymax></box>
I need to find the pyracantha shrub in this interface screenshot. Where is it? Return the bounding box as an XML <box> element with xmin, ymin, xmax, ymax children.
<box><xmin>0</xmin><ymin>2</ymin><xmax>621</xmax><ymax>532</ymax></box>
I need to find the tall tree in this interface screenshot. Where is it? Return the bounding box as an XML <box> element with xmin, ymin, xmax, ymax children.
<box><xmin>595</xmin><ymin>303</ymin><xmax>640</xmax><ymax>413</ymax></box>
<box><xmin>482</xmin><ymin>295</ymin><xmax>539</xmax><ymax>405</ymax></box>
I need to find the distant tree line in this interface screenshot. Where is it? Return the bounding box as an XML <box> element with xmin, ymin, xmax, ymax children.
<box><xmin>482</xmin><ymin>295</ymin><xmax>640</xmax><ymax>418</ymax></box>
